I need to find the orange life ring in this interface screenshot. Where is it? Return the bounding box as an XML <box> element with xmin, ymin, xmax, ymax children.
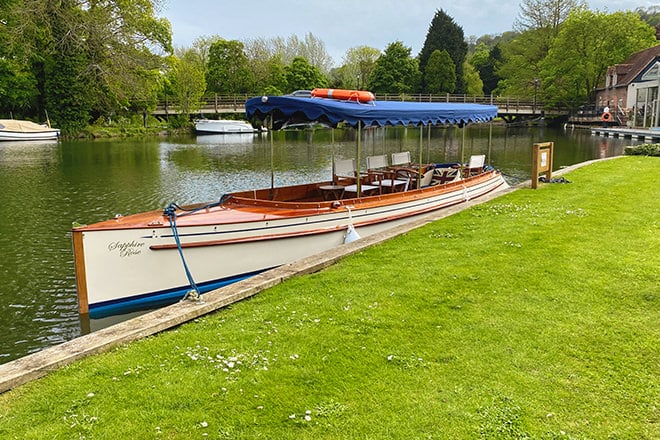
<box><xmin>311</xmin><ymin>88</ymin><xmax>375</xmax><ymax>103</ymax></box>
<box><xmin>601</xmin><ymin>111</ymin><xmax>611</xmax><ymax>122</ymax></box>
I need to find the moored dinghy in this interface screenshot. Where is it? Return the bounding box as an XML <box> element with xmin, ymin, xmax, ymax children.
<box><xmin>72</xmin><ymin>92</ymin><xmax>507</xmax><ymax>318</ymax></box>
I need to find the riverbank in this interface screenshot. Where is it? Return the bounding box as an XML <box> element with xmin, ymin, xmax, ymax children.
<box><xmin>1</xmin><ymin>156</ymin><xmax>658</xmax><ymax>438</ymax></box>
<box><xmin>66</xmin><ymin>115</ymin><xmax>192</xmax><ymax>139</ymax></box>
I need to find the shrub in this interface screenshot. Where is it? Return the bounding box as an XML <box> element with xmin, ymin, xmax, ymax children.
<box><xmin>624</xmin><ymin>143</ymin><xmax>660</xmax><ymax>156</ymax></box>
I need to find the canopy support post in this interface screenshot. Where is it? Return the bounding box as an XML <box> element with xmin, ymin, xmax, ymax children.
<box><xmin>426</xmin><ymin>124</ymin><xmax>431</xmax><ymax>164</ymax></box>
<box><xmin>269</xmin><ymin>114</ymin><xmax>275</xmax><ymax>198</ymax></box>
<box><xmin>417</xmin><ymin>125</ymin><xmax>423</xmax><ymax>189</ymax></box>
<box><xmin>331</xmin><ymin>128</ymin><xmax>336</xmax><ymax>183</ymax></box>
<box><xmin>487</xmin><ymin>121</ymin><xmax>493</xmax><ymax>166</ymax></box>
<box><xmin>461</xmin><ymin>123</ymin><xmax>466</xmax><ymax>169</ymax></box>
<box><xmin>356</xmin><ymin>120</ymin><xmax>362</xmax><ymax>196</ymax></box>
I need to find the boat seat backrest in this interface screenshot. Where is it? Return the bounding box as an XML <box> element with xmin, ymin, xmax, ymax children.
<box><xmin>334</xmin><ymin>158</ymin><xmax>357</xmax><ymax>178</ymax></box>
<box><xmin>366</xmin><ymin>154</ymin><xmax>388</xmax><ymax>170</ymax></box>
<box><xmin>391</xmin><ymin>151</ymin><xmax>411</xmax><ymax>166</ymax></box>
<box><xmin>468</xmin><ymin>154</ymin><xmax>486</xmax><ymax>169</ymax></box>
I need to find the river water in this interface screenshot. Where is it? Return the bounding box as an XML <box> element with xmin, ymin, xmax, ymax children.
<box><xmin>0</xmin><ymin>125</ymin><xmax>642</xmax><ymax>363</ymax></box>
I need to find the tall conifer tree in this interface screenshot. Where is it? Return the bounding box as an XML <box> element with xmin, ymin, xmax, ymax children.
<box><xmin>418</xmin><ymin>10</ymin><xmax>467</xmax><ymax>93</ymax></box>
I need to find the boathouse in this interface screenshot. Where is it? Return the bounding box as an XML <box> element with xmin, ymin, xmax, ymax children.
<box><xmin>595</xmin><ymin>39</ymin><xmax>660</xmax><ymax>128</ymax></box>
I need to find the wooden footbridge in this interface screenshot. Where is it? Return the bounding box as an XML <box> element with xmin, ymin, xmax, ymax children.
<box><xmin>153</xmin><ymin>94</ymin><xmax>571</xmax><ymax>124</ymax></box>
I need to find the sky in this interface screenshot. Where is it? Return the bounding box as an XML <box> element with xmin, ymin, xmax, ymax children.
<box><xmin>160</xmin><ymin>0</ymin><xmax>656</xmax><ymax>65</ymax></box>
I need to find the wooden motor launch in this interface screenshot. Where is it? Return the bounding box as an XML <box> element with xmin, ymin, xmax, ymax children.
<box><xmin>72</xmin><ymin>93</ymin><xmax>507</xmax><ymax>319</ymax></box>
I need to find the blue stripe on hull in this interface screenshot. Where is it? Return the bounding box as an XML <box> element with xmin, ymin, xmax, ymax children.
<box><xmin>88</xmin><ymin>269</ymin><xmax>268</xmax><ymax>319</ymax></box>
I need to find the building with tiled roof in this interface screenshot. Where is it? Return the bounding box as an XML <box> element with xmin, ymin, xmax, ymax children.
<box><xmin>595</xmin><ymin>43</ymin><xmax>660</xmax><ymax>127</ymax></box>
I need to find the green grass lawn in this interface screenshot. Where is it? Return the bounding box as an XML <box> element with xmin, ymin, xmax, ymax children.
<box><xmin>0</xmin><ymin>156</ymin><xmax>658</xmax><ymax>439</ymax></box>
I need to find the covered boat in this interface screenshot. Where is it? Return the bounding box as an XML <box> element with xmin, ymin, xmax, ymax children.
<box><xmin>0</xmin><ymin>119</ymin><xmax>60</xmax><ymax>141</ymax></box>
<box><xmin>72</xmin><ymin>93</ymin><xmax>507</xmax><ymax>318</ymax></box>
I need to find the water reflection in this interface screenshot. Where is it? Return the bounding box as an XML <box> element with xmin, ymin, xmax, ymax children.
<box><xmin>0</xmin><ymin>126</ymin><xmax>644</xmax><ymax>363</ymax></box>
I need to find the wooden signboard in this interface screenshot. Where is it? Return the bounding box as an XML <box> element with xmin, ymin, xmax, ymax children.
<box><xmin>531</xmin><ymin>142</ymin><xmax>554</xmax><ymax>189</ymax></box>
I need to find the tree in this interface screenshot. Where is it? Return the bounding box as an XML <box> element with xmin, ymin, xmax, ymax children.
<box><xmin>4</xmin><ymin>0</ymin><xmax>172</xmax><ymax>132</ymax></box>
<box><xmin>418</xmin><ymin>10</ymin><xmax>467</xmax><ymax>93</ymax></box>
<box><xmin>284</xmin><ymin>57</ymin><xmax>328</xmax><ymax>92</ymax></box>
<box><xmin>424</xmin><ymin>50</ymin><xmax>456</xmax><ymax>94</ymax></box>
<box><xmin>472</xmin><ymin>44</ymin><xmax>503</xmax><ymax>95</ymax></box>
<box><xmin>542</xmin><ymin>9</ymin><xmax>657</xmax><ymax>107</ymax></box>
<box><xmin>635</xmin><ymin>6</ymin><xmax>660</xmax><ymax>26</ymax></box>
<box><xmin>243</xmin><ymin>38</ymin><xmax>288</xmax><ymax>94</ymax></box>
<box><xmin>498</xmin><ymin>0</ymin><xmax>586</xmax><ymax>98</ymax></box>
<box><xmin>497</xmin><ymin>29</ymin><xmax>548</xmax><ymax>97</ymax></box>
<box><xmin>368</xmin><ymin>41</ymin><xmax>420</xmax><ymax>95</ymax></box>
<box><xmin>338</xmin><ymin>46</ymin><xmax>381</xmax><ymax>89</ymax></box>
<box><xmin>483</xmin><ymin>46</ymin><xmax>504</xmax><ymax>96</ymax></box>
<box><xmin>463</xmin><ymin>60</ymin><xmax>484</xmax><ymax>96</ymax></box>
<box><xmin>245</xmin><ymin>33</ymin><xmax>332</xmax><ymax>75</ymax></box>
<box><xmin>206</xmin><ymin>39</ymin><xmax>252</xmax><ymax>94</ymax></box>
<box><xmin>295</xmin><ymin>33</ymin><xmax>334</xmax><ymax>75</ymax></box>
<box><xmin>168</xmin><ymin>52</ymin><xmax>206</xmax><ymax>116</ymax></box>
<box><xmin>515</xmin><ymin>0</ymin><xmax>587</xmax><ymax>31</ymax></box>
<box><xmin>182</xmin><ymin>35</ymin><xmax>222</xmax><ymax>73</ymax></box>
<box><xmin>42</xmin><ymin>0</ymin><xmax>92</xmax><ymax>132</ymax></box>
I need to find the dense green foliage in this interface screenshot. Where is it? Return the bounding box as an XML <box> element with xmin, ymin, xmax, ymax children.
<box><xmin>1</xmin><ymin>0</ymin><xmax>171</xmax><ymax>134</ymax></box>
<box><xmin>471</xmin><ymin>44</ymin><xmax>504</xmax><ymax>95</ymax></box>
<box><xmin>624</xmin><ymin>143</ymin><xmax>660</xmax><ymax>156</ymax></box>
<box><xmin>542</xmin><ymin>9</ymin><xmax>657</xmax><ymax>107</ymax></box>
<box><xmin>285</xmin><ymin>57</ymin><xmax>329</xmax><ymax>92</ymax></box>
<box><xmin>206</xmin><ymin>40</ymin><xmax>252</xmax><ymax>94</ymax></box>
<box><xmin>0</xmin><ymin>157</ymin><xmax>657</xmax><ymax>438</ymax></box>
<box><xmin>462</xmin><ymin>60</ymin><xmax>484</xmax><ymax>96</ymax></box>
<box><xmin>423</xmin><ymin>50</ymin><xmax>456</xmax><ymax>94</ymax></box>
<box><xmin>418</xmin><ymin>9</ymin><xmax>468</xmax><ymax>93</ymax></box>
<box><xmin>367</xmin><ymin>42</ymin><xmax>420</xmax><ymax>95</ymax></box>
<box><xmin>333</xmin><ymin>46</ymin><xmax>381</xmax><ymax>90</ymax></box>
<box><xmin>168</xmin><ymin>53</ymin><xmax>207</xmax><ymax>117</ymax></box>
<box><xmin>497</xmin><ymin>2</ymin><xmax>657</xmax><ymax>103</ymax></box>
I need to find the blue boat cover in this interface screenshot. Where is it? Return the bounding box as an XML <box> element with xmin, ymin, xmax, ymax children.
<box><xmin>245</xmin><ymin>95</ymin><xmax>498</xmax><ymax>128</ymax></box>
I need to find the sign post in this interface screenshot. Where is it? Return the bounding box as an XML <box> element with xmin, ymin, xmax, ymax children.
<box><xmin>531</xmin><ymin>142</ymin><xmax>553</xmax><ymax>189</ymax></box>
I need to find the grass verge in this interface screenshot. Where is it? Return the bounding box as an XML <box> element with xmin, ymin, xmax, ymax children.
<box><xmin>0</xmin><ymin>156</ymin><xmax>657</xmax><ymax>439</ymax></box>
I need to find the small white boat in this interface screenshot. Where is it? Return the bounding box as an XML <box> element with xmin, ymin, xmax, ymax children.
<box><xmin>195</xmin><ymin>119</ymin><xmax>259</xmax><ymax>134</ymax></box>
<box><xmin>73</xmin><ymin>93</ymin><xmax>506</xmax><ymax>318</ymax></box>
<box><xmin>0</xmin><ymin>119</ymin><xmax>60</xmax><ymax>141</ymax></box>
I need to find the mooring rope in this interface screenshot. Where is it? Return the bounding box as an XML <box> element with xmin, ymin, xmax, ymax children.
<box><xmin>162</xmin><ymin>194</ymin><xmax>233</xmax><ymax>302</ymax></box>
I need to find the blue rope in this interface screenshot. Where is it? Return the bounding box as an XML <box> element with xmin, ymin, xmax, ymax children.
<box><xmin>162</xmin><ymin>195</ymin><xmax>232</xmax><ymax>301</ymax></box>
<box><xmin>164</xmin><ymin>204</ymin><xmax>200</xmax><ymax>299</ymax></box>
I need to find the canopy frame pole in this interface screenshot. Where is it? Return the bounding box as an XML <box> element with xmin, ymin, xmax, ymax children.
<box><xmin>461</xmin><ymin>123</ymin><xmax>466</xmax><ymax>172</ymax></box>
<box><xmin>487</xmin><ymin>121</ymin><xmax>493</xmax><ymax>166</ymax></box>
<box><xmin>356</xmin><ymin>120</ymin><xmax>362</xmax><ymax>196</ymax></box>
<box><xmin>268</xmin><ymin>114</ymin><xmax>275</xmax><ymax>199</ymax></box>
<box><xmin>417</xmin><ymin>124</ymin><xmax>423</xmax><ymax>189</ymax></box>
<box><xmin>331</xmin><ymin>128</ymin><xmax>336</xmax><ymax>184</ymax></box>
<box><xmin>426</xmin><ymin>124</ymin><xmax>431</xmax><ymax>164</ymax></box>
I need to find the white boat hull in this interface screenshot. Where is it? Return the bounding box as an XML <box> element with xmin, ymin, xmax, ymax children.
<box><xmin>0</xmin><ymin>119</ymin><xmax>60</xmax><ymax>140</ymax></box>
<box><xmin>195</xmin><ymin>119</ymin><xmax>258</xmax><ymax>134</ymax></box>
<box><xmin>73</xmin><ymin>172</ymin><xmax>508</xmax><ymax>318</ymax></box>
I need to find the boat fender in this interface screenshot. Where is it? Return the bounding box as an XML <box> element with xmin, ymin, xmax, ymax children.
<box><xmin>344</xmin><ymin>224</ymin><xmax>361</xmax><ymax>244</ymax></box>
<box><xmin>343</xmin><ymin>206</ymin><xmax>361</xmax><ymax>244</ymax></box>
